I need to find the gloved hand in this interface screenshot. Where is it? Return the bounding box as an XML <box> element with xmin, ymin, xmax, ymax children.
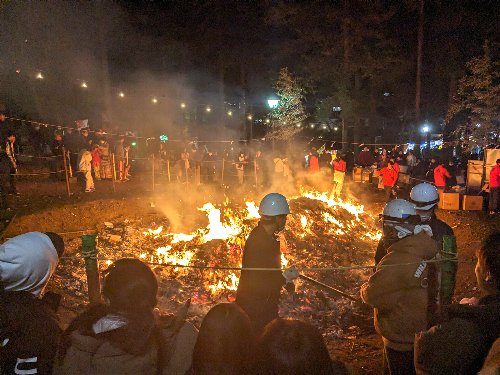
<box><xmin>283</xmin><ymin>265</ymin><xmax>299</xmax><ymax>283</ymax></box>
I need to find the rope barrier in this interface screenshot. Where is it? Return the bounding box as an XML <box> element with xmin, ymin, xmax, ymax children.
<box><xmin>58</xmin><ymin>254</ymin><xmax>471</xmax><ymax>272</ymax></box>
<box><xmin>11</xmin><ymin>170</ymin><xmax>66</xmax><ymax>176</ymax></box>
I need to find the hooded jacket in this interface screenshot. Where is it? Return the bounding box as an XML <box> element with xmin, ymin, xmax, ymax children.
<box><xmin>54</xmin><ymin>305</ymin><xmax>197</xmax><ymax>375</ymax></box>
<box><xmin>360</xmin><ymin>232</ymin><xmax>439</xmax><ymax>351</ymax></box>
<box><xmin>0</xmin><ymin>232</ymin><xmax>58</xmax><ymax>297</ymax></box>
<box><xmin>0</xmin><ymin>232</ymin><xmax>61</xmax><ymax>375</ymax></box>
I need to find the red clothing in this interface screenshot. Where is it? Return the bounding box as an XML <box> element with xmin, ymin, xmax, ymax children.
<box><xmin>358</xmin><ymin>151</ymin><xmax>375</xmax><ymax>167</ymax></box>
<box><xmin>332</xmin><ymin>159</ymin><xmax>346</xmax><ymax>172</ymax></box>
<box><xmin>379</xmin><ymin>167</ymin><xmax>398</xmax><ymax>187</ymax></box>
<box><xmin>309</xmin><ymin>155</ymin><xmax>319</xmax><ymax>172</ymax></box>
<box><xmin>90</xmin><ymin>148</ymin><xmax>101</xmax><ymax>167</ymax></box>
<box><xmin>434</xmin><ymin>165</ymin><xmax>451</xmax><ymax>187</ymax></box>
<box><xmin>393</xmin><ymin>162</ymin><xmax>400</xmax><ymax>174</ymax></box>
<box><xmin>490</xmin><ymin>165</ymin><xmax>500</xmax><ymax>188</ymax></box>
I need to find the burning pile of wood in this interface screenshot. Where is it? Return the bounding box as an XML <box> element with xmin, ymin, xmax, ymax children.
<box><xmin>52</xmin><ymin>189</ymin><xmax>381</xmax><ymax>338</ymax></box>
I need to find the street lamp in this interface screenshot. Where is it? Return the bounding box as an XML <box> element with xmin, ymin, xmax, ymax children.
<box><xmin>267</xmin><ymin>99</ymin><xmax>279</xmax><ymax>109</ymax></box>
<box><xmin>421</xmin><ymin>123</ymin><xmax>431</xmax><ymax>153</ymax></box>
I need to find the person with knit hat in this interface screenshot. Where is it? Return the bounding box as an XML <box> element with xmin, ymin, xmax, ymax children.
<box><xmin>0</xmin><ymin>231</ymin><xmax>65</xmax><ymax>375</ymax></box>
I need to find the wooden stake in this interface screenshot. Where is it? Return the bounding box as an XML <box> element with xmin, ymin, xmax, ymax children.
<box><xmin>62</xmin><ymin>146</ymin><xmax>71</xmax><ymax>198</ymax></box>
<box><xmin>152</xmin><ymin>154</ymin><xmax>155</xmax><ymax>192</ymax></box>
<box><xmin>81</xmin><ymin>234</ymin><xmax>101</xmax><ymax>305</ymax></box>
<box><xmin>167</xmin><ymin>159</ymin><xmax>171</xmax><ymax>183</ymax></box>
<box><xmin>254</xmin><ymin>159</ymin><xmax>258</xmax><ymax>187</ymax></box>
<box><xmin>111</xmin><ymin>153</ymin><xmax>116</xmax><ymax>193</ymax></box>
<box><xmin>221</xmin><ymin>158</ymin><xmax>225</xmax><ymax>186</ymax></box>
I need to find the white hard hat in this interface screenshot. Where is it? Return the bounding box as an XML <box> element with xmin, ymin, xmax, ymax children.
<box><xmin>382</xmin><ymin>199</ymin><xmax>418</xmax><ymax>222</ymax></box>
<box><xmin>259</xmin><ymin>193</ymin><xmax>290</xmax><ymax>216</ymax></box>
<box><xmin>410</xmin><ymin>183</ymin><xmax>439</xmax><ymax>210</ymax></box>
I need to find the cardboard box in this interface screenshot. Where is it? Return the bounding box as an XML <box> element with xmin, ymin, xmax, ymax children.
<box><xmin>440</xmin><ymin>192</ymin><xmax>459</xmax><ymax>210</ymax></box>
<box><xmin>462</xmin><ymin>195</ymin><xmax>483</xmax><ymax>211</ymax></box>
<box><xmin>361</xmin><ymin>172</ymin><xmax>371</xmax><ymax>182</ymax></box>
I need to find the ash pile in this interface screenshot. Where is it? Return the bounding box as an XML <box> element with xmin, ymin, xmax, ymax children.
<box><xmin>51</xmin><ymin>192</ymin><xmax>381</xmax><ymax>340</ymax></box>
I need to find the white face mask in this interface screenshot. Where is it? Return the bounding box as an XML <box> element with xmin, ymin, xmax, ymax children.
<box><xmin>417</xmin><ymin>210</ymin><xmax>433</xmax><ymax>222</ymax></box>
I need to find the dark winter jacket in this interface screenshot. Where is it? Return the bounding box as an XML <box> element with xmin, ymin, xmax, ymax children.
<box><xmin>236</xmin><ymin>222</ymin><xmax>286</xmax><ymax>303</ymax></box>
<box><xmin>415</xmin><ymin>294</ymin><xmax>500</xmax><ymax>374</ymax></box>
<box><xmin>54</xmin><ymin>304</ymin><xmax>197</xmax><ymax>375</ymax></box>
<box><xmin>0</xmin><ymin>291</ymin><xmax>61</xmax><ymax>375</ymax></box>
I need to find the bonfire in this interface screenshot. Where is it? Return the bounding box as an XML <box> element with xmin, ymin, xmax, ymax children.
<box><xmin>53</xmin><ymin>189</ymin><xmax>381</xmax><ymax>339</ymax></box>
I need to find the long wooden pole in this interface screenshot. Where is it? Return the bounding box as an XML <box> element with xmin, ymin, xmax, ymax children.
<box><xmin>299</xmin><ymin>274</ymin><xmax>357</xmax><ymax>301</ymax></box>
<box><xmin>62</xmin><ymin>146</ymin><xmax>71</xmax><ymax>198</ymax></box>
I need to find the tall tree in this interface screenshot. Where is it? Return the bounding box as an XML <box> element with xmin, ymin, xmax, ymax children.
<box><xmin>268</xmin><ymin>68</ymin><xmax>307</xmax><ymax>140</ymax></box>
<box><xmin>447</xmin><ymin>41</ymin><xmax>500</xmax><ymax>148</ymax></box>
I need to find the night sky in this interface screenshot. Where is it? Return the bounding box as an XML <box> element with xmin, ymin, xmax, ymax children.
<box><xmin>0</xmin><ymin>0</ymin><xmax>498</xmax><ymax>142</ymax></box>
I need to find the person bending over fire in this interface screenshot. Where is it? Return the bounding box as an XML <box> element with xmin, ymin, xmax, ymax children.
<box><xmin>236</xmin><ymin>193</ymin><xmax>298</xmax><ymax>334</ymax></box>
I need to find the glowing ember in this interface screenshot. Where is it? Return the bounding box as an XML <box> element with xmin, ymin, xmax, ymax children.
<box><xmin>156</xmin><ymin>246</ymin><xmax>194</xmax><ymax>268</ymax></box>
<box><xmin>300</xmin><ymin>189</ymin><xmax>364</xmax><ymax>218</ymax></box>
<box><xmin>245</xmin><ymin>201</ymin><xmax>261</xmax><ymax>219</ymax></box>
<box><xmin>199</xmin><ymin>203</ymin><xmax>241</xmax><ymax>241</ymax></box>
<box><xmin>143</xmin><ymin>226</ymin><xmax>163</xmax><ymax>238</ymax></box>
<box><xmin>171</xmin><ymin>233</ymin><xmax>196</xmax><ymax>244</ymax></box>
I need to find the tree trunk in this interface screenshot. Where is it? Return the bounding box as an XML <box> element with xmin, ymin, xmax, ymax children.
<box><xmin>415</xmin><ymin>0</ymin><xmax>424</xmax><ymax>152</ymax></box>
<box><xmin>97</xmin><ymin>0</ymin><xmax>113</xmax><ymax>128</ymax></box>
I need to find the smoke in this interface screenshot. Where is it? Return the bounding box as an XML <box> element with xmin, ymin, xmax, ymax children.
<box><xmin>0</xmin><ymin>1</ymin><xmax>244</xmax><ymax>141</ymax></box>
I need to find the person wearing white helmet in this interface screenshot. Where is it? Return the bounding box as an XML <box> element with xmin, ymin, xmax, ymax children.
<box><xmin>236</xmin><ymin>193</ymin><xmax>298</xmax><ymax>334</ymax></box>
<box><xmin>361</xmin><ymin>199</ymin><xmax>439</xmax><ymax>375</ymax></box>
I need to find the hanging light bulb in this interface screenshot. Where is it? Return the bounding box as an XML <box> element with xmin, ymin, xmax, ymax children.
<box><xmin>118</xmin><ymin>91</ymin><xmax>125</xmax><ymax>98</ymax></box>
<box><xmin>152</xmin><ymin>97</ymin><xmax>158</xmax><ymax>104</ymax></box>
<box><xmin>206</xmin><ymin>106</ymin><xmax>211</xmax><ymax>112</ymax></box>
<box><xmin>180</xmin><ymin>102</ymin><xmax>186</xmax><ymax>109</ymax></box>
<box><xmin>36</xmin><ymin>72</ymin><xmax>44</xmax><ymax>79</ymax></box>
<box><xmin>81</xmin><ymin>81</ymin><xmax>88</xmax><ymax>88</ymax></box>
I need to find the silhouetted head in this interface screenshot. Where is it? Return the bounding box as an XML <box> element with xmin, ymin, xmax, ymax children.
<box><xmin>193</xmin><ymin>303</ymin><xmax>253</xmax><ymax>374</ymax></box>
<box><xmin>253</xmin><ymin>319</ymin><xmax>344</xmax><ymax>375</ymax></box>
<box><xmin>103</xmin><ymin>258</ymin><xmax>158</xmax><ymax>312</ymax></box>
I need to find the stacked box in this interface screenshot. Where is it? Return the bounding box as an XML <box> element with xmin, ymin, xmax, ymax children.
<box><xmin>353</xmin><ymin>167</ymin><xmax>362</xmax><ymax>182</ymax></box>
<box><xmin>462</xmin><ymin>195</ymin><xmax>483</xmax><ymax>211</ymax></box>
<box><xmin>440</xmin><ymin>192</ymin><xmax>459</xmax><ymax>210</ymax></box>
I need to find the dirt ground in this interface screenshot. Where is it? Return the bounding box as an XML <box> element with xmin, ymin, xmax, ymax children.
<box><xmin>3</xmin><ymin>173</ymin><xmax>499</xmax><ymax>375</ymax></box>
